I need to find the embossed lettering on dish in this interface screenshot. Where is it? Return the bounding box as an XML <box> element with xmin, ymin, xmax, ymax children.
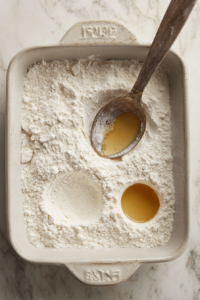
<box><xmin>82</xmin><ymin>25</ymin><xmax>117</xmax><ymax>39</ymax></box>
<box><xmin>85</xmin><ymin>269</ymin><xmax>120</xmax><ymax>282</ymax></box>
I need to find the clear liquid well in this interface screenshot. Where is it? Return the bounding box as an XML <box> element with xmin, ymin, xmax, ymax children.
<box><xmin>121</xmin><ymin>183</ymin><xmax>160</xmax><ymax>223</ymax></box>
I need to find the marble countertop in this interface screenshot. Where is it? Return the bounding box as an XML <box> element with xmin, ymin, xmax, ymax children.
<box><xmin>1</xmin><ymin>0</ymin><xmax>200</xmax><ymax>299</ymax></box>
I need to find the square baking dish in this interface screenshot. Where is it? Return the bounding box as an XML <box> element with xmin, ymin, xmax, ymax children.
<box><xmin>6</xmin><ymin>20</ymin><xmax>189</xmax><ymax>285</ymax></box>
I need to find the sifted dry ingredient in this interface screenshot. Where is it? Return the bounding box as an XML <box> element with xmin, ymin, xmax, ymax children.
<box><xmin>21</xmin><ymin>59</ymin><xmax>175</xmax><ymax>249</ymax></box>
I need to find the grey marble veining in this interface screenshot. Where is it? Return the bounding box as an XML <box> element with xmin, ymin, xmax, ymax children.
<box><xmin>1</xmin><ymin>0</ymin><xmax>200</xmax><ymax>299</ymax></box>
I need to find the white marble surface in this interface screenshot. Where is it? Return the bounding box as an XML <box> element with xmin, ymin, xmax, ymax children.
<box><xmin>1</xmin><ymin>0</ymin><xmax>200</xmax><ymax>299</ymax></box>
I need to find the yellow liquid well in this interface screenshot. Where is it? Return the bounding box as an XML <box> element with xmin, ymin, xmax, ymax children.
<box><xmin>102</xmin><ymin>112</ymin><xmax>141</xmax><ymax>156</ymax></box>
<box><xmin>121</xmin><ymin>183</ymin><xmax>160</xmax><ymax>223</ymax></box>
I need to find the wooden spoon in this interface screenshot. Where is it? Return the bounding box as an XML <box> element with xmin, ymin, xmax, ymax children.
<box><xmin>91</xmin><ymin>0</ymin><xmax>197</xmax><ymax>159</ymax></box>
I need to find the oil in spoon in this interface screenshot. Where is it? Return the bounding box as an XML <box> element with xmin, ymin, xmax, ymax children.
<box><xmin>121</xmin><ymin>183</ymin><xmax>160</xmax><ymax>223</ymax></box>
<box><xmin>101</xmin><ymin>112</ymin><xmax>141</xmax><ymax>156</ymax></box>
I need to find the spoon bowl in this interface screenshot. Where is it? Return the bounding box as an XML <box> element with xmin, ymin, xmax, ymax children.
<box><xmin>91</xmin><ymin>91</ymin><xmax>146</xmax><ymax>159</ymax></box>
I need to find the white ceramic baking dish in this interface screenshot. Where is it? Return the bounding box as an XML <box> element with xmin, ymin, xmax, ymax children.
<box><xmin>6</xmin><ymin>20</ymin><xmax>189</xmax><ymax>285</ymax></box>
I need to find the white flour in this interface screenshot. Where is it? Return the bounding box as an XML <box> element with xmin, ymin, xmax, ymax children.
<box><xmin>21</xmin><ymin>59</ymin><xmax>175</xmax><ymax>248</ymax></box>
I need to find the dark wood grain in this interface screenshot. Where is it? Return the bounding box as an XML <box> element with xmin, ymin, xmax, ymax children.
<box><xmin>133</xmin><ymin>0</ymin><xmax>197</xmax><ymax>94</ymax></box>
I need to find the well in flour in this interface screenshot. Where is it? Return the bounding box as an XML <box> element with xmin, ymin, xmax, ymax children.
<box><xmin>44</xmin><ymin>172</ymin><xmax>103</xmax><ymax>225</ymax></box>
<box><xmin>21</xmin><ymin>59</ymin><xmax>175</xmax><ymax>249</ymax></box>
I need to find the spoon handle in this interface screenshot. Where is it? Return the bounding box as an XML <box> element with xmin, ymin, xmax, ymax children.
<box><xmin>133</xmin><ymin>0</ymin><xmax>197</xmax><ymax>94</ymax></box>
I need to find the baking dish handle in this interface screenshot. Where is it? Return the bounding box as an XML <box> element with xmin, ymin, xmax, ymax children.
<box><xmin>65</xmin><ymin>261</ymin><xmax>141</xmax><ymax>285</ymax></box>
<box><xmin>59</xmin><ymin>20</ymin><xmax>141</xmax><ymax>46</ymax></box>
